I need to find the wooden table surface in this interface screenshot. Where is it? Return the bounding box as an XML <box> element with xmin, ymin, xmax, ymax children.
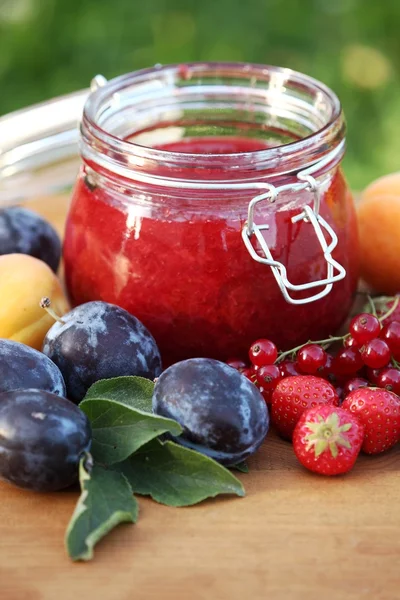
<box><xmin>2</xmin><ymin>197</ymin><xmax>399</xmax><ymax>600</ymax></box>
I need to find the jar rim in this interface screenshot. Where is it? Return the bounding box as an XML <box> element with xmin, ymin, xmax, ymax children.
<box><xmin>81</xmin><ymin>62</ymin><xmax>345</xmax><ymax>184</ymax></box>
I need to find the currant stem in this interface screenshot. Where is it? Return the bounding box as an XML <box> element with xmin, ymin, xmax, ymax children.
<box><xmin>275</xmin><ymin>295</ymin><xmax>399</xmax><ymax>365</ymax></box>
<box><xmin>371</xmin><ymin>295</ymin><xmax>395</xmax><ymax>305</ymax></box>
<box><xmin>367</xmin><ymin>295</ymin><xmax>378</xmax><ymax>318</ymax></box>
<box><xmin>39</xmin><ymin>296</ymin><xmax>65</xmax><ymax>324</ymax></box>
<box><xmin>276</xmin><ymin>335</ymin><xmax>345</xmax><ymax>363</ymax></box>
<box><xmin>379</xmin><ymin>296</ymin><xmax>399</xmax><ymax>323</ymax></box>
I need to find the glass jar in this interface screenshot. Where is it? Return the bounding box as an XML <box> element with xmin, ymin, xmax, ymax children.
<box><xmin>63</xmin><ymin>62</ymin><xmax>359</xmax><ymax>363</ymax></box>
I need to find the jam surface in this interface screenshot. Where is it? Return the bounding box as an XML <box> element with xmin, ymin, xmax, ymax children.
<box><xmin>64</xmin><ymin>137</ymin><xmax>359</xmax><ymax>363</ymax></box>
<box><xmin>152</xmin><ymin>136</ymin><xmax>273</xmax><ymax>154</ymax></box>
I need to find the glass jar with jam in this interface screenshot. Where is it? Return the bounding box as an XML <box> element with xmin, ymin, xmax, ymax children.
<box><xmin>63</xmin><ymin>62</ymin><xmax>359</xmax><ymax>363</ymax></box>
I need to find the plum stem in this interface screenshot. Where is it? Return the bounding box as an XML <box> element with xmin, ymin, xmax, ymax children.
<box><xmin>39</xmin><ymin>296</ymin><xmax>65</xmax><ymax>324</ymax></box>
<box><xmin>81</xmin><ymin>451</ymin><xmax>94</xmax><ymax>474</ymax></box>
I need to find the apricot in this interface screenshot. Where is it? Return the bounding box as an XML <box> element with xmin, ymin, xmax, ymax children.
<box><xmin>357</xmin><ymin>173</ymin><xmax>400</xmax><ymax>294</ymax></box>
<box><xmin>0</xmin><ymin>254</ymin><xmax>69</xmax><ymax>350</ymax></box>
<box><xmin>361</xmin><ymin>172</ymin><xmax>400</xmax><ymax>202</ymax></box>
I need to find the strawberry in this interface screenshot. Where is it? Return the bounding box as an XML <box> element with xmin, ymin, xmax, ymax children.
<box><xmin>342</xmin><ymin>387</ymin><xmax>400</xmax><ymax>454</ymax></box>
<box><xmin>293</xmin><ymin>405</ymin><xmax>364</xmax><ymax>475</ymax></box>
<box><xmin>270</xmin><ymin>375</ymin><xmax>339</xmax><ymax>440</ymax></box>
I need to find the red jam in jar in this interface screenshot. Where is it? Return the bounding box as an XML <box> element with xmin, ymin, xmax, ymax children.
<box><xmin>64</xmin><ymin>63</ymin><xmax>359</xmax><ymax>363</ymax></box>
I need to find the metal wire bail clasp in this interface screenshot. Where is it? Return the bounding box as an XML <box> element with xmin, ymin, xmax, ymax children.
<box><xmin>295</xmin><ymin>173</ymin><xmax>321</xmax><ymax>219</ymax></box>
<box><xmin>242</xmin><ymin>172</ymin><xmax>347</xmax><ymax>305</ymax></box>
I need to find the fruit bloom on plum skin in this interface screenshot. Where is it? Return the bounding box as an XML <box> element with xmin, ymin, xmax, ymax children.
<box><xmin>153</xmin><ymin>358</ymin><xmax>269</xmax><ymax>465</ymax></box>
<box><xmin>42</xmin><ymin>301</ymin><xmax>162</xmax><ymax>403</ymax></box>
<box><xmin>0</xmin><ymin>389</ymin><xmax>91</xmax><ymax>492</ymax></box>
<box><xmin>0</xmin><ymin>206</ymin><xmax>61</xmax><ymax>272</ymax></box>
<box><xmin>0</xmin><ymin>338</ymin><xmax>66</xmax><ymax>396</ymax></box>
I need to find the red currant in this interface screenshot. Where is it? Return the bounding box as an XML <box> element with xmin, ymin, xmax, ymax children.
<box><xmin>335</xmin><ymin>386</ymin><xmax>344</xmax><ymax>402</ymax></box>
<box><xmin>296</xmin><ymin>344</ymin><xmax>327</xmax><ymax>375</ymax></box>
<box><xmin>377</xmin><ymin>367</ymin><xmax>400</xmax><ymax>395</ymax></box>
<box><xmin>256</xmin><ymin>364</ymin><xmax>282</xmax><ymax>391</ymax></box>
<box><xmin>226</xmin><ymin>358</ymin><xmax>247</xmax><ymax>371</ymax></box>
<box><xmin>261</xmin><ymin>388</ymin><xmax>273</xmax><ymax>405</ymax></box>
<box><xmin>316</xmin><ymin>353</ymin><xmax>335</xmax><ymax>381</ymax></box>
<box><xmin>241</xmin><ymin>367</ymin><xmax>258</xmax><ymax>384</ymax></box>
<box><xmin>360</xmin><ymin>338</ymin><xmax>391</xmax><ymax>369</ymax></box>
<box><xmin>349</xmin><ymin>313</ymin><xmax>381</xmax><ymax>345</ymax></box>
<box><xmin>377</xmin><ymin>295</ymin><xmax>400</xmax><ymax>326</ymax></box>
<box><xmin>343</xmin><ymin>377</ymin><xmax>369</xmax><ymax>397</ymax></box>
<box><xmin>249</xmin><ymin>339</ymin><xmax>278</xmax><ymax>367</ymax></box>
<box><xmin>332</xmin><ymin>348</ymin><xmax>364</xmax><ymax>376</ymax></box>
<box><xmin>380</xmin><ymin>321</ymin><xmax>400</xmax><ymax>357</ymax></box>
<box><xmin>344</xmin><ymin>336</ymin><xmax>359</xmax><ymax>349</ymax></box>
<box><xmin>366</xmin><ymin>367</ymin><xmax>382</xmax><ymax>385</ymax></box>
<box><xmin>279</xmin><ymin>360</ymin><xmax>300</xmax><ymax>378</ymax></box>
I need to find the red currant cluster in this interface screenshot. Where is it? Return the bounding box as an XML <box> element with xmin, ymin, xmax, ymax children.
<box><xmin>227</xmin><ymin>295</ymin><xmax>400</xmax><ymax>402</ymax></box>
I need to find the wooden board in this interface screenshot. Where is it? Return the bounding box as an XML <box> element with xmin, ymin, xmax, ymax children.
<box><xmin>2</xmin><ymin>199</ymin><xmax>400</xmax><ymax>600</ymax></box>
<box><xmin>2</xmin><ymin>436</ymin><xmax>399</xmax><ymax>600</ymax></box>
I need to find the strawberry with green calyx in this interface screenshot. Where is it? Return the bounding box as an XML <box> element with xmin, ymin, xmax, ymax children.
<box><xmin>293</xmin><ymin>405</ymin><xmax>364</xmax><ymax>476</ymax></box>
<box><xmin>271</xmin><ymin>375</ymin><xmax>339</xmax><ymax>440</ymax></box>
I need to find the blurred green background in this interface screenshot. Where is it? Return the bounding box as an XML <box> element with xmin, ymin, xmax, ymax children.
<box><xmin>0</xmin><ymin>0</ymin><xmax>399</xmax><ymax>189</ymax></box>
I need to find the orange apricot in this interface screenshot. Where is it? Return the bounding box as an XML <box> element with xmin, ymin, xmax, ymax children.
<box><xmin>357</xmin><ymin>174</ymin><xmax>400</xmax><ymax>294</ymax></box>
<box><xmin>0</xmin><ymin>254</ymin><xmax>69</xmax><ymax>350</ymax></box>
<box><xmin>362</xmin><ymin>172</ymin><xmax>400</xmax><ymax>202</ymax></box>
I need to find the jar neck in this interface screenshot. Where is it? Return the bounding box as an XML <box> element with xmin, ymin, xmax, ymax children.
<box><xmin>80</xmin><ymin>62</ymin><xmax>345</xmax><ymax>190</ymax></box>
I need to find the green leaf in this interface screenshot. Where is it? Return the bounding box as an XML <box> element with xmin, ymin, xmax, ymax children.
<box><xmin>79</xmin><ymin>397</ymin><xmax>183</xmax><ymax>465</ymax></box>
<box><xmin>84</xmin><ymin>376</ymin><xmax>154</xmax><ymax>412</ymax></box>
<box><xmin>115</xmin><ymin>439</ymin><xmax>245</xmax><ymax>507</ymax></box>
<box><xmin>231</xmin><ymin>461</ymin><xmax>249</xmax><ymax>473</ymax></box>
<box><xmin>65</xmin><ymin>460</ymin><xmax>138</xmax><ymax>562</ymax></box>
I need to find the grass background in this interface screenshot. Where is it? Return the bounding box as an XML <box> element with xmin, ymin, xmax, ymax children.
<box><xmin>1</xmin><ymin>0</ymin><xmax>399</xmax><ymax>189</ymax></box>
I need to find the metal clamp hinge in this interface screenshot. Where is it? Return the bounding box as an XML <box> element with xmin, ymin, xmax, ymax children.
<box><xmin>242</xmin><ymin>168</ymin><xmax>347</xmax><ymax>305</ymax></box>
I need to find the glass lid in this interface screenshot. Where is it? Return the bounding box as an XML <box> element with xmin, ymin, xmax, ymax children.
<box><xmin>0</xmin><ymin>89</ymin><xmax>89</xmax><ymax>206</ymax></box>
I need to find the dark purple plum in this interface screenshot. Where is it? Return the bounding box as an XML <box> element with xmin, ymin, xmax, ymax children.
<box><xmin>0</xmin><ymin>389</ymin><xmax>91</xmax><ymax>491</ymax></box>
<box><xmin>42</xmin><ymin>301</ymin><xmax>162</xmax><ymax>403</ymax></box>
<box><xmin>0</xmin><ymin>339</ymin><xmax>66</xmax><ymax>396</ymax></box>
<box><xmin>0</xmin><ymin>206</ymin><xmax>61</xmax><ymax>272</ymax></box>
<box><xmin>153</xmin><ymin>358</ymin><xmax>269</xmax><ymax>465</ymax></box>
